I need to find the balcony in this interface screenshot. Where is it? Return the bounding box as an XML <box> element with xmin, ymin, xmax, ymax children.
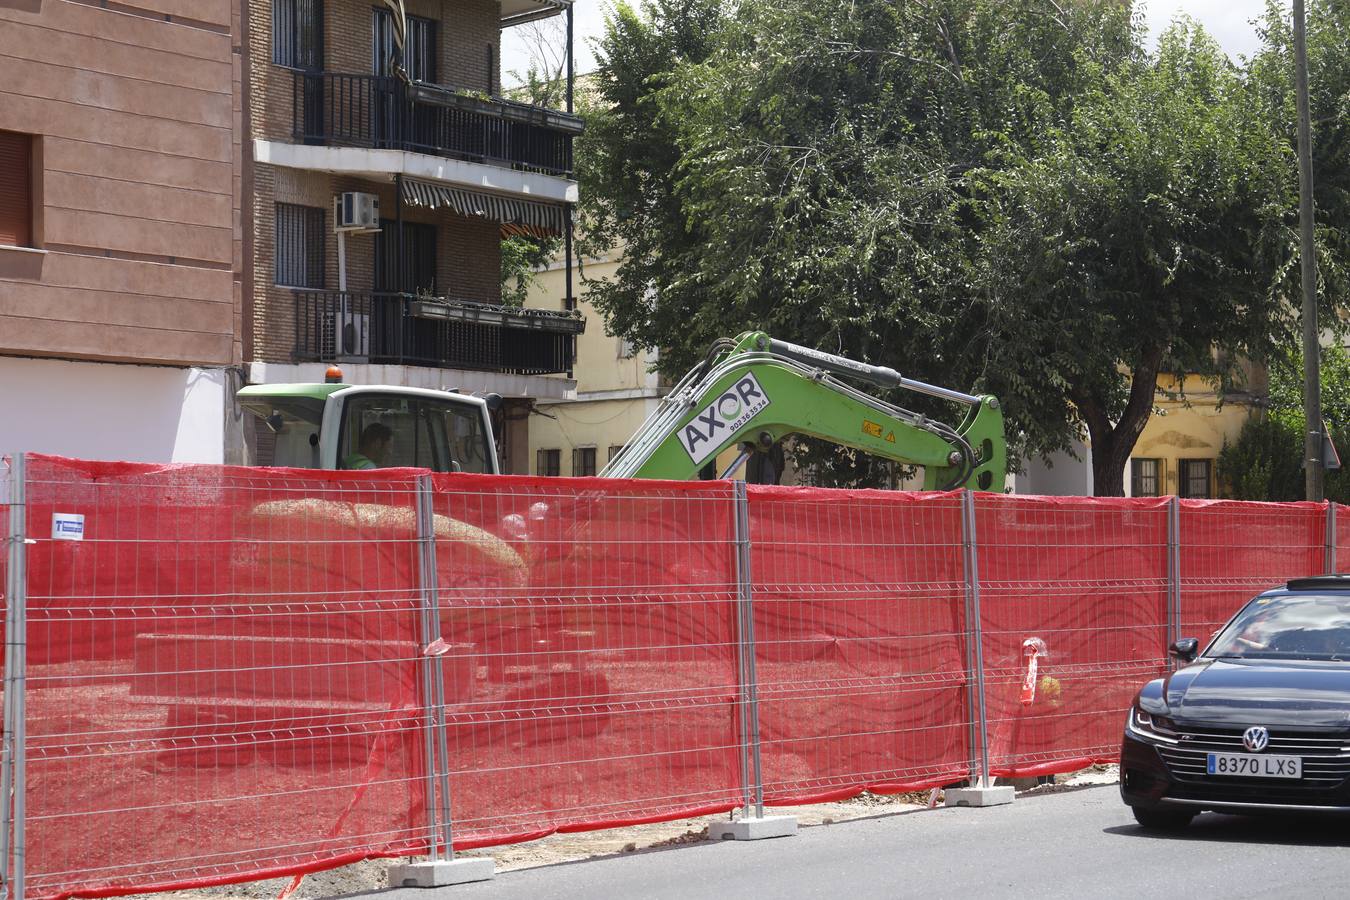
<box><xmin>294</xmin><ymin>290</ymin><xmax>584</xmax><ymax>376</ymax></box>
<box><xmin>292</xmin><ymin>72</ymin><xmax>582</xmax><ymax>177</ymax></box>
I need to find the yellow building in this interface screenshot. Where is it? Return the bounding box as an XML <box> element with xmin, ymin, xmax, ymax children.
<box><xmin>1125</xmin><ymin>370</ymin><xmax>1265</xmax><ymax>498</ymax></box>
<box><xmin>1019</xmin><ymin>367</ymin><xmax>1266</xmax><ymax>497</ymax></box>
<box><xmin>523</xmin><ymin>248</ymin><xmax>667</xmax><ymax>476</ymax></box>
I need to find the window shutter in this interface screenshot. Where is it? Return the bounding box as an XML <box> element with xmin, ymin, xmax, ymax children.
<box><xmin>0</xmin><ymin>131</ymin><xmax>32</xmax><ymax>247</ymax></box>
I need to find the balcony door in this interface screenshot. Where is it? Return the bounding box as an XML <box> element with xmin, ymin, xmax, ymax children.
<box><xmin>374</xmin><ymin>220</ymin><xmax>436</xmax><ymax>294</ymax></box>
<box><xmin>372</xmin><ymin>10</ymin><xmax>438</xmax><ymax>149</ymax></box>
<box><xmin>372</xmin><ymin>9</ymin><xmax>437</xmax><ymax>82</ymax></box>
<box><xmin>372</xmin><ymin>220</ymin><xmax>436</xmax><ymax>362</ymax></box>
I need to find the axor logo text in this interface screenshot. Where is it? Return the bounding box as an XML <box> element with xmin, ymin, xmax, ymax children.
<box><xmin>677</xmin><ymin>374</ymin><xmax>770</xmax><ymax>465</ymax></box>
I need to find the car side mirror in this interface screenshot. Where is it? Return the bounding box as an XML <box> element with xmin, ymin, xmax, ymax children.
<box><xmin>1169</xmin><ymin>638</ymin><xmax>1199</xmax><ymax>663</ymax></box>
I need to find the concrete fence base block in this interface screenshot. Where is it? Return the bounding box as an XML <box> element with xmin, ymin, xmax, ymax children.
<box><xmin>709</xmin><ymin>816</ymin><xmax>798</xmax><ymax>841</ymax></box>
<box><xmin>944</xmin><ymin>785</ymin><xmax>1015</xmax><ymax>808</ymax></box>
<box><xmin>386</xmin><ymin>858</ymin><xmax>495</xmax><ymax>888</ymax></box>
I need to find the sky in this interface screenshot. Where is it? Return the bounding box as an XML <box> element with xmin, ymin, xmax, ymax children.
<box><xmin>502</xmin><ymin>0</ymin><xmax>1281</xmax><ymax>89</ymax></box>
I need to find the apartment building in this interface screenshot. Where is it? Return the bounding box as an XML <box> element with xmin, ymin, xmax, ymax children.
<box><xmin>243</xmin><ymin>0</ymin><xmax>583</xmax><ymax>472</ymax></box>
<box><xmin>0</xmin><ymin>1</ymin><xmax>244</xmax><ymax>463</ymax></box>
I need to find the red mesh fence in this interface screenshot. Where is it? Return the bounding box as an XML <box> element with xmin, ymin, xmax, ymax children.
<box><xmin>745</xmin><ymin>487</ymin><xmax>969</xmax><ymax>804</ymax></box>
<box><xmin>21</xmin><ymin>456</ymin><xmax>430</xmax><ymax>900</ymax></box>
<box><xmin>1338</xmin><ymin>504</ymin><xmax>1350</xmax><ymax>575</ymax></box>
<box><xmin>1177</xmin><ymin>500</ymin><xmax>1326</xmax><ymax>647</ymax></box>
<box><xmin>974</xmin><ymin>495</ymin><xmax>1169</xmax><ymax>777</ymax></box>
<box><xmin>6</xmin><ymin>452</ymin><xmax>1345</xmax><ymax>900</ymax></box>
<box><xmin>425</xmin><ymin>474</ymin><xmax>743</xmax><ymax>848</ymax></box>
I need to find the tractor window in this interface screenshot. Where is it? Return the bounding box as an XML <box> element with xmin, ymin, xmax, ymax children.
<box><xmin>339</xmin><ymin>395</ymin><xmax>428</xmax><ymax>469</ymax></box>
<box><xmin>420</xmin><ymin>399</ymin><xmax>492</xmax><ymax>474</ymax></box>
<box><xmin>338</xmin><ymin>394</ymin><xmax>491</xmax><ymax>473</ymax></box>
<box><xmin>240</xmin><ymin>397</ymin><xmax>326</xmax><ymax>469</ymax></box>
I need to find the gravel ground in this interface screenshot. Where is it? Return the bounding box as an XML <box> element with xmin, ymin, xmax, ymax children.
<box><xmin>123</xmin><ymin>766</ymin><xmax>1118</xmax><ymax>900</ymax></box>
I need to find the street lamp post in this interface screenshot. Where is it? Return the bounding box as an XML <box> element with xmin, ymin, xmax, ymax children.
<box><xmin>1295</xmin><ymin>0</ymin><xmax>1323</xmax><ymax>501</ymax></box>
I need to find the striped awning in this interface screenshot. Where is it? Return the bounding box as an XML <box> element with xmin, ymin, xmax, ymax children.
<box><xmin>401</xmin><ymin>178</ymin><xmax>569</xmax><ymax>239</ymax></box>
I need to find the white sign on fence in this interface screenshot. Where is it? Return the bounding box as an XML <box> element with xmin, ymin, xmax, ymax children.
<box><xmin>52</xmin><ymin>512</ymin><xmax>85</xmax><ymax>541</ymax></box>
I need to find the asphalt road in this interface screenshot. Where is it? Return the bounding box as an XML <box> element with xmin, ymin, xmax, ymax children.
<box><xmin>372</xmin><ymin>786</ymin><xmax>1350</xmax><ymax>900</ymax></box>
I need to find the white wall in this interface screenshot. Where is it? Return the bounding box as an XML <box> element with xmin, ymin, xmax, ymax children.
<box><xmin>0</xmin><ymin>357</ymin><xmax>227</xmax><ymax>464</ymax></box>
<box><xmin>1014</xmin><ymin>444</ymin><xmax>1094</xmax><ymax>496</ymax></box>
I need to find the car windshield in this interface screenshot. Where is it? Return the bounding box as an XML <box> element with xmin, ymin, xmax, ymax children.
<box><xmin>1207</xmin><ymin>593</ymin><xmax>1350</xmax><ymax>661</ymax></box>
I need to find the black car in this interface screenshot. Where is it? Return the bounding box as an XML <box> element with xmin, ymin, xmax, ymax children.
<box><xmin>1121</xmin><ymin>575</ymin><xmax>1350</xmax><ymax>830</ymax></box>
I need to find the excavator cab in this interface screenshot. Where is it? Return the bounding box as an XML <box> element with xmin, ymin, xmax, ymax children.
<box><xmin>238</xmin><ymin>381</ymin><xmax>500</xmax><ymax>473</ymax></box>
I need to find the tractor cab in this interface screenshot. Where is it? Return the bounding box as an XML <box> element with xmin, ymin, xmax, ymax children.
<box><xmin>238</xmin><ymin>379</ymin><xmax>500</xmax><ymax>474</ymax></box>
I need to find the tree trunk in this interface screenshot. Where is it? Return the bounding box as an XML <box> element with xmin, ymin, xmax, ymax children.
<box><xmin>1073</xmin><ymin>347</ymin><xmax>1166</xmax><ymax>498</ymax></box>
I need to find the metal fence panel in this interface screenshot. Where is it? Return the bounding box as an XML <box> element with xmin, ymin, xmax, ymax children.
<box><xmin>745</xmin><ymin>486</ymin><xmax>969</xmax><ymax>804</ymax></box>
<box><xmin>22</xmin><ymin>456</ymin><xmax>430</xmax><ymax>900</ymax></box>
<box><xmin>1178</xmin><ymin>499</ymin><xmax>1325</xmax><ymax>645</ymax></box>
<box><xmin>9</xmin><ymin>451</ymin><xmax>1347</xmax><ymax>899</ymax></box>
<box><xmin>1</xmin><ymin>454</ymin><xmax>25</xmax><ymax>900</ymax></box>
<box><xmin>1335</xmin><ymin>504</ymin><xmax>1350</xmax><ymax>577</ymax></box>
<box><xmin>426</xmin><ymin>475</ymin><xmax>743</xmax><ymax>848</ymax></box>
<box><xmin>974</xmin><ymin>494</ymin><xmax>1170</xmax><ymax>777</ymax></box>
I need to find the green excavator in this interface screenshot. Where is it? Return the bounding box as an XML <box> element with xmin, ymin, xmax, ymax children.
<box><xmin>238</xmin><ymin>331</ymin><xmax>1006</xmax><ymax>491</ymax></box>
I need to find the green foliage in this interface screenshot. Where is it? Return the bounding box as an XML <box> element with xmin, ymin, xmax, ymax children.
<box><xmin>578</xmin><ymin>0</ymin><xmax>1347</xmax><ymax>491</ymax></box>
<box><xmin>979</xmin><ymin>19</ymin><xmax>1296</xmax><ymax>492</ymax></box>
<box><xmin>1218</xmin><ymin>416</ymin><xmax>1302</xmax><ymax>501</ymax></box>
<box><xmin>1220</xmin><ymin>344</ymin><xmax>1350</xmax><ymax>501</ymax></box>
<box><xmin>500</xmin><ymin>235</ymin><xmax>558</xmax><ymax>307</ymax></box>
<box><xmin>1248</xmin><ymin>0</ymin><xmax>1350</xmax><ymax>324</ymax></box>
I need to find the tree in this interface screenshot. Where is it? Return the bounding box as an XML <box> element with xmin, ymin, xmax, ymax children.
<box><xmin>979</xmin><ymin>22</ymin><xmax>1295</xmax><ymax>494</ymax></box>
<box><xmin>498</xmin><ymin>16</ymin><xmax>574</xmax><ymax>306</ymax></box>
<box><xmin>582</xmin><ymin>1</ymin><xmax>1297</xmax><ymax>493</ymax></box>
<box><xmin>1219</xmin><ymin>344</ymin><xmax>1350</xmax><ymax>501</ymax></box>
<box><xmin>576</xmin><ymin>0</ymin><xmax>726</xmax><ymax>326</ymax></box>
<box><xmin>1249</xmin><ymin>0</ymin><xmax>1350</xmax><ymax>319</ymax></box>
<box><xmin>504</xmin><ymin>16</ymin><xmax>570</xmax><ymax>111</ymax></box>
<box><xmin>500</xmin><ymin>235</ymin><xmax>556</xmax><ymax>306</ymax></box>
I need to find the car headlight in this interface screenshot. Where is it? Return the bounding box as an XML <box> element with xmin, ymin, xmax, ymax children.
<box><xmin>1128</xmin><ymin>705</ymin><xmax>1179</xmax><ymax>744</ymax></box>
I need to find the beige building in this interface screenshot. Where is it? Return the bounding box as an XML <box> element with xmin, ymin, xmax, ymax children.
<box><xmin>241</xmin><ymin>0</ymin><xmax>584</xmax><ymax>472</ymax></box>
<box><xmin>1125</xmin><ymin>370</ymin><xmax>1265</xmax><ymax>498</ymax></box>
<box><xmin>0</xmin><ymin>0</ymin><xmax>245</xmax><ymax>463</ymax></box>
<box><xmin>1018</xmin><ymin>368</ymin><xmax>1266</xmax><ymax>498</ymax></box>
<box><xmin>524</xmin><ymin>248</ymin><xmax>666</xmax><ymax>475</ymax></box>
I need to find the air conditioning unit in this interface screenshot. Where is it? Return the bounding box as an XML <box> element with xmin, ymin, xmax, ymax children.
<box><xmin>322</xmin><ymin>311</ymin><xmax>370</xmax><ymax>358</ymax></box>
<box><xmin>335</xmin><ymin>192</ymin><xmax>380</xmax><ymax>232</ymax></box>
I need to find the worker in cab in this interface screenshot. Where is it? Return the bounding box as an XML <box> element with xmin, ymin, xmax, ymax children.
<box><xmin>343</xmin><ymin>422</ymin><xmax>393</xmax><ymax>470</ymax></box>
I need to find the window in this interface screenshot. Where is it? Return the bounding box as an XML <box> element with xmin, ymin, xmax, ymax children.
<box><xmin>273</xmin><ymin>0</ymin><xmax>323</xmax><ymax>69</ymax></box>
<box><xmin>617</xmin><ymin>338</ymin><xmax>637</xmax><ymax>359</ymax></box>
<box><xmin>608</xmin><ymin>445</ymin><xmax>625</xmax><ymax>463</ymax></box>
<box><xmin>537</xmin><ymin>448</ymin><xmax>561</xmax><ymax>476</ymax></box>
<box><xmin>0</xmin><ymin>131</ymin><xmax>32</xmax><ymax>247</ymax></box>
<box><xmin>373</xmin><ymin>9</ymin><xmax>437</xmax><ymax>83</ymax></box>
<box><xmin>374</xmin><ymin>220</ymin><xmax>436</xmax><ymax>293</ymax></box>
<box><xmin>275</xmin><ymin>204</ymin><xmax>325</xmax><ymax>288</ymax></box>
<box><xmin>338</xmin><ymin>393</ymin><xmax>492</xmax><ymax>473</ymax></box>
<box><xmin>572</xmin><ymin>447</ymin><xmax>597</xmax><ymax>477</ymax></box>
<box><xmin>1131</xmin><ymin>458</ymin><xmax>1162</xmax><ymax>497</ymax></box>
<box><xmin>1179</xmin><ymin>458</ymin><xmax>1213</xmax><ymax>499</ymax></box>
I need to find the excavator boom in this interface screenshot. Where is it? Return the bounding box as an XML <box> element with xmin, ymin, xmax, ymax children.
<box><xmin>601</xmin><ymin>332</ymin><xmax>1005</xmax><ymax>491</ymax></box>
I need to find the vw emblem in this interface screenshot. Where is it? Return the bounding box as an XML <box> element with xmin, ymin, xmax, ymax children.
<box><xmin>1243</xmin><ymin>726</ymin><xmax>1270</xmax><ymax>752</ymax></box>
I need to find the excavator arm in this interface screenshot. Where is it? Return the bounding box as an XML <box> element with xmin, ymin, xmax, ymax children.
<box><xmin>601</xmin><ymin>332</ymin><xmax>1006</xmax><ymax>491</ymax></box>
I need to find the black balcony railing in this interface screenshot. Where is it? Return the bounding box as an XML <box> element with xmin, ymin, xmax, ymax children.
<box><xmin>294</xmin><ymin>290</ymin><xmax>583</xmax><ymax>376</ymax></box>
<box><xmin>292</xmin><ymin>71</ymin><xmax>581</xmax><ymax>176</ymax></box>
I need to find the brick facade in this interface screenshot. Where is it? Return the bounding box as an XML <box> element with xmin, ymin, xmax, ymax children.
<box><xmin>252</xmin><ymin>168</ymin><xmax>503</xmax><ymax>363</ymax></box>
<box><xmin>248</xmin><ymin>0</ymin><xmax>500</xmax><ymax>147</ymax></box>
<box><xmin>246</xmin><ymin>0</ymin><xmax>506</xmax><ymax>364</ymax></box>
